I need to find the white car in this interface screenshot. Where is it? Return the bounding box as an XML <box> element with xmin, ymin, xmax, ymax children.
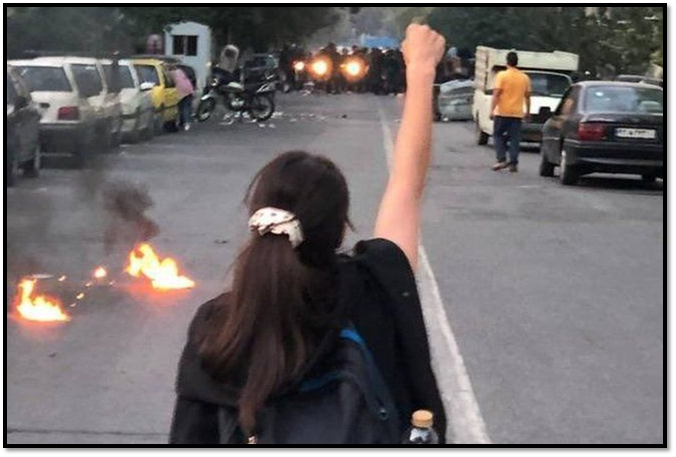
<box><xmin>101</xmin><ymin>59</ymin><xmax>155</xmax><ymax>142</ymax></box>
<box><xmin>9</xmin><ymin>57</ymin><xmax>121</xmax><ymax>166</ymax></box>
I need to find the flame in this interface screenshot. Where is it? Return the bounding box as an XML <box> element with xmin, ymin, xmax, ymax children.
<box><xmin>93</xmin><ymin>267</ymin><xmax>107</xmax><ymax>279</ymax></box>
<box><xmin>126</xmin><ymin>243</ymin><xmax>195</xmax><ymax>290</ymax></box>
<box><xmin>16</xmin><ymin>279</ymin><xmax>71</xmax><ymax>322</ymax></box>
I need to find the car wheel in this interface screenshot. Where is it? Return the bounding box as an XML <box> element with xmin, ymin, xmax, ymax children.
<box><xmin>23</xmin><ymin>146</ymin><xmax>41</xmax><ymax>178</ymax></box>
<box><xmin>112</xmin><ymin>119</ymin><xmax>123</xmax><ymax>148</ymax></box>
<box><xmin>154</xmin><ymin>112</ymin><xmax>164</xmax><ymax>136</ymax></box>
<box><xmin>476</xmin><ymin>124</ymin><xmax>489</xmax><ymax>145</ymax></box>
<box><xmin>6</xmin><ymin>150</ymin><xmax>18</xmax><ymax>188</ymax></box>
<box><xmin>97</xmin><ymin>123</ymin><xmax>113</xmax><ymax>153</ymax></box>
<box><xmin>141</xmin><ymin>115</ymin><xmax>154</xmax><ymax>141</ymax></box>
<box><xmin>641</xmin><ymin>174</ymin><xmax>657</xmax><ymax>184</ymax></box>
<box><xmin>165</xmin><ymin>111</ymin><xmax>181</xmax><ymax>133</ymax></box>
<box><xmin>539</xmin><ymin>149</ymin><xmax>555</xmax><ymax>177</ymax></box>
<box><xmin>559</xmin><ymin>149</ymin><xmax>579</xmax><ymax>186</ymax></box>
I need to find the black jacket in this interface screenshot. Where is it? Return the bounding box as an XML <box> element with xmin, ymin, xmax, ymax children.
<box><xmin>169</xmin><ymin>238</ymin><xmax>447</xmax><ymax>445</ymax></box>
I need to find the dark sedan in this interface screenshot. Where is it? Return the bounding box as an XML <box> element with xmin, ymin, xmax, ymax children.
<box><xmin>540</xmin><ymin>81</ymin><xmax>663</xmax><ymax>185</ymax></box>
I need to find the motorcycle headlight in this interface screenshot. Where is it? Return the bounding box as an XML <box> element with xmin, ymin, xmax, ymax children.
<box><xmin>293</xmin><ymin>61</ymin><xmax>306</xmax><ymax>72</ymax></box>
<box><xmin>309</xmin><ymin>58</ymin><xmax>331</xmax><ymax>80</ymax></box>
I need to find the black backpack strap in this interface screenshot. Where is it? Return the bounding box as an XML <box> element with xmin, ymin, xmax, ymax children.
<box><xmin>217</xmin><ymin>407</ymin><xmax>239</xmax><ymax>444</ymax></box>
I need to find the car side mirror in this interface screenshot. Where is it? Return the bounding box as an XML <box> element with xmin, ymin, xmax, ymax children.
<box><xmin>139</xmin><ymin>82</ymin><xmax>155</xmax><ymax>92</ymax></box>
<box><xmin>14</xmin><ymin>95</ymin><xmax>29</xmax><ymax>110</ymax></box>
<box><xmin>539</xmin><ymin>106</ymin><xmax>553</xmax><ymax>120</ymax></box>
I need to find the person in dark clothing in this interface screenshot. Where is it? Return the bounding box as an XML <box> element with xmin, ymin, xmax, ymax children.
<box><xmin>170</xmin><ymin>24</ymin><xmax>448</xmax><ymax>445</ymax></box>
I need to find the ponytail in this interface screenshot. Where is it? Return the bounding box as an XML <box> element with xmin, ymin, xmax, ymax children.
<box><xmin>200</xmin><ymin>234</ymin><xmax>316</xmax><ymax>434</ymax></box>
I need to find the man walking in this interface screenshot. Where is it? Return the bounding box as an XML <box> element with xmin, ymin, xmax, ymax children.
<box><xmin>491</xmin><ymin>52</ymin><xmax>531</xmax><ymax>172</ymax></box>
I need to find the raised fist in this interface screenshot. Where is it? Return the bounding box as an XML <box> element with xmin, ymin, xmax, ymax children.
<box><xmin>401</xmin><ymin>24</ymin><xmax>446</xmax><ymax>74</ymax></box>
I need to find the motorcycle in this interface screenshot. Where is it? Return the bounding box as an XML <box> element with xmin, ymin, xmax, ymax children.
<box><xmin>196</xmin><ymin>74</ymin><xmax>276</xmax><ymax>123</ymax></box>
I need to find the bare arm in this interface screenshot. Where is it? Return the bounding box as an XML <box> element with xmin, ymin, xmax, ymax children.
<box><xmin>374</xmin><ymin>24</ymin><xmax>445</xmax><ymax>271</ymax></box>
<box><xmin>491</xmin><ymin>89</ymin><xmax>503</xmax><ymax>119</ymax></box>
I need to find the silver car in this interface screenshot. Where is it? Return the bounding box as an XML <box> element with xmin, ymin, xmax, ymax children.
<box><xmin>438</xmin><ymin>79</ymin><xmax>474</xmax><ymax>121</ymax></box>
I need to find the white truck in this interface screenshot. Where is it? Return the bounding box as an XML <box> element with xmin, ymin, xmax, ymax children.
<box><xmin>473</xmin><ymin>46</ymin><xmax>579</xmax><ymax>145</ymax></box>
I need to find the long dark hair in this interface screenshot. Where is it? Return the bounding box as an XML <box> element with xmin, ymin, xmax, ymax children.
<box><xmin>198</xmin><ymin>151</ymin><xmax>351</xmax><ymax>434</ymax></box>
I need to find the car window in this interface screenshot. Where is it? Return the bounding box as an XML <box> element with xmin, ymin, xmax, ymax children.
<box><xmin>560</xmin><ymin>87</ymin><xmax>578</xmax><ymax>115</ymax></box>
<box><xmin>71</xmin><ymin>64</ymin><xmax>104</xmax><ymax>95</ymax></box>
<box><xmin>15</xmin><ymin>66</ymin><xmax>72</xmax><ymax>92</ymax></box>
<box><xmin>101</xmin><ymin>64</ymin><xmax>126</xmax><ymax>92</ymax></box>
<box><xmin>135</xmin><ymin>65</ymin><xmax>160</xmax><ymax>86</ymax></box>
<box><xmin>7</xmin><ymin>76</ymin><xmax>17</xmax><ymax>105</ymax></box>
<box><xmin>555</xmin><ymin>88</ymin><xmax>573</xmax><ymax>115</ymax></box>
<box><xmin>585</xmin><ymin>86</ymin><xmax>663</xmax><ymax>114</ymax></box>
<box><xmin>163</xmin><ymin>68</ymin><xmax>175</xmax><ymax>88</ymax></box>
<box><xmin>528</xmin><ymin>73</ymin><xmax>572</xmax><ymax>98</ymax></box>
<box><xmin>118</xmin><ymin>65</ymin><xmax>136</xmax><ymax>89</ymax></box>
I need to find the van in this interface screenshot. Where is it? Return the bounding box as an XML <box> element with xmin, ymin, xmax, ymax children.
<box><xmin>473</xmin><ymin>47</ymin><xmax>579</xmax><ymax>145</ymax></box>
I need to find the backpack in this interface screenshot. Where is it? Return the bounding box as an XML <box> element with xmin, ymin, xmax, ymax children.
<box><xmin>216</xmin><ymin>326</ymin><xmax>401</xmax><ymax>445</ymax></box>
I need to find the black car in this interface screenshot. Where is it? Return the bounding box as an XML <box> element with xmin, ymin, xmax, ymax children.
<box><xmin>540</xmin><ymin>81</ymin><xmax>663</xmax><ymax>185</ymax></box>
<box><xmin>242</xmin><ymin>54</ymin><xmax>280</xmax><ymax>86</ymax></box>
<box><xmin>6</xmin><ymin>67</ymin><xmax>42</xmax><ymax>187</ymax></box>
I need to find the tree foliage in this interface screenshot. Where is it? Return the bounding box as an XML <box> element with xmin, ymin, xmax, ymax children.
<box><xmin>428</xmin><ymin>6</ymin><xmax>664</xmax><ymax>75</ymax></box>
<box><xmin>6</xmin><ymin>6</ymin><xmax>350</xmax><ymax>58</ymax></box>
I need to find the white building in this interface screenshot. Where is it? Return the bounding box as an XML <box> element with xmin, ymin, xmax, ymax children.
<box><xmin>164</xmin><ymin>21</ymin><xmax>213</xmax><ymax>93</ymax></box>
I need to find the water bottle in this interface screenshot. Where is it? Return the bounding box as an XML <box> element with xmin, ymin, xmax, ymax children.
<box><xmin>402</xmin><ymin>410</ymin><xmax>439</xmax><ymax>444</ymax></box>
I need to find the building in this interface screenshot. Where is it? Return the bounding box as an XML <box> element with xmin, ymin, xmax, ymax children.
<box><xmin>164</xmin><ymin>21</ymin><xmax>213</xmax><ymax>93</ymax></box>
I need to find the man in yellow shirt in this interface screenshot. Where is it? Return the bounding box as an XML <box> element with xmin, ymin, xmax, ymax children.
<box><xmin>490</xmin><ymin>52</ymin><xmax>532</xmax><ymax>172</ymax></box>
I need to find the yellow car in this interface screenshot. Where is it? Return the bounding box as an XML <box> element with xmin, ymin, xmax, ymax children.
<box><xmin>131</xmin><ymin>58</ymin><xmax>180</xmax><ymax>132</ymax></box>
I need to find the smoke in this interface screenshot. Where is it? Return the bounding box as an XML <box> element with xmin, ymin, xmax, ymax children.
<box><xmin>102</xmin><ymin>180</ymin><xmax>159</xmax><ymax>256</ymax></box>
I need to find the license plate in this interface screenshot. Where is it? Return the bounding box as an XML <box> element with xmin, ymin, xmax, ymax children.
<box><xmin>615</xmin><ymin>128</ymin><xmax>656</xmax><ymax>139</ymax></box>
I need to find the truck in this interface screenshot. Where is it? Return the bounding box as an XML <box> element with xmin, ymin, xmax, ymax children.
<box><xmin>473</xmin><ymin>46</ymin><xmax>579</xmax><ymax>145</ymax></box>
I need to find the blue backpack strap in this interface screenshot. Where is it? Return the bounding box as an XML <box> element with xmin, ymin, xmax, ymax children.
<box><xmin>339</xmin><ymin>325</ymin><xmax>397</xmax><ymax>422</ymax></box>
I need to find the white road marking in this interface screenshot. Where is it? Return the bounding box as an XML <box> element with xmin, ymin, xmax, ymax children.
<box><xmin>378</xmin><ymin>107</ymin><xmax>492</xmax><ymax>444</ymax></box>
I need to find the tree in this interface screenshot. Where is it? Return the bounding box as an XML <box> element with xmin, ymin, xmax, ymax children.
<box><xmin>120</xmin><ymin>6</ymin><xmax>346</xmax><ymax>50</ymax></box>
<box><xmin>427</xmin><ymin>6</ymin><xmax>664</xmax><ymax>76</ymax></box>
<box><xmin>7</xmin><ymin>7</ymin><xmax>140</xmax><ymax>58</ymax></box>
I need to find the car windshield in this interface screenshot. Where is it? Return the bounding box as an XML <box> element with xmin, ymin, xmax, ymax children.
<box><xmin>246</xmin><ymin>56</ymin><xmax>273</xmax><ymax>68</ymax></box>
<box><xmin>15</xmin><ymin>66</ymin><xmax>71</xmax><ymax>92</ymax></box>
<box><xmin>71</xmin><ymin>64</ymin><xmax>103</xmax><ymax>94</ymax></box>
<box><xmin>585</xmin><ymin>86</ymin><xmax>663</xmax><ymax>114</ymax></box>
<box><xmin>528</xmin><ymin>73</ymin><xmax>571</xmax><ymax>98</ymax></box>
<box><xmin>136</xmin><ymin>65</ymin><xmax>160</xmax><ymax>85</ymax></box>
<box><xmin>7</xmin><ymin>75</ymin><xmax>17</xmax><ymax>104</ymax></box>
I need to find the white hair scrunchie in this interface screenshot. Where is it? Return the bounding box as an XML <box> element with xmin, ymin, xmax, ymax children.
<box><xmin>248</xmin><ymin>207</ymin><xmax>304</xmax><ymax>248</ymax></box>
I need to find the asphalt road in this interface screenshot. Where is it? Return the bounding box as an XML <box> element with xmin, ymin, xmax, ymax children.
<box><xmin>5</xmin><ymin>93</ymin><xmax>664</xmax><ymax>445</ymax></box>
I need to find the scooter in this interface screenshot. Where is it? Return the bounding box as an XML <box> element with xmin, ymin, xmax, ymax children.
<box><xmin>196</xmin><ymin>74</ymin><xmax>276</xmax><ymax>123</ymax></box>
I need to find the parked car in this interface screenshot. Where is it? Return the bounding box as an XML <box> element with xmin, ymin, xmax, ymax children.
<box><xmin>615</xmin><ymin>74</ymin><xmax>663</xmax><ymax>88</ymax></box>
<box><xmin>6</xmin><ymin>66</ymin><xmax>41</xmax><ymax>187</ymax></box>
<box><xmin>242</xmin><ymin>53</ymin><xmax>280</xmax><ymax>86</ymax></box>
<box><xmin>438</xmin><ymin>79</ymin><xmax>474</xmax><ymax>121</ymax></box>
<box><xmin>131</xmin><ymin>58</ymin><xmax>181</xmax><ymax>132</ymax></box>
<box><xmin>102</xmin><ymin>59</ymin><xmax>155</xmax><ymax>142</ymax></box>
<box><xmin>9</xmin><ymin>57</ymin><xmax>120</xmax><ymax>166</ymax></box>
<box><xmin>540</xmin><ymin>81</ymin><xmax>663</xmax><ymax>185</ymax></box>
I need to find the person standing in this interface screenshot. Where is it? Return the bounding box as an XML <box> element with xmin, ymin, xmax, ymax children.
<box><xmin>172</xmin><ymin>66</ymin><xmax>195</xmax><ymax>132</ymax></box>
<box><xmin>490</xmin><ymin>52</ymin><xmax>531</xmax><ymax>172</ymax></box>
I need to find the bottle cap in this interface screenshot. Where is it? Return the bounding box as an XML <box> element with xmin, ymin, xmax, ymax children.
<box><xmin>412</xmin><ymin>410</ymin><xmax>434</xmax><ymax>428</ymax></box>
